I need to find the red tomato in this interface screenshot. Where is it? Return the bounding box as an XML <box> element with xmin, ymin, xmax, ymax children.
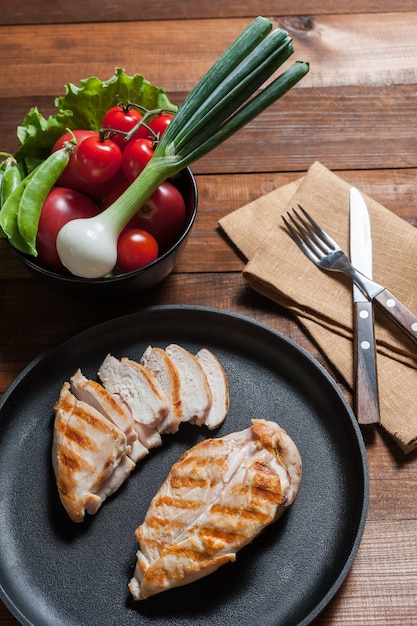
<box><xmin>102</xmin><ymin>179</ymin><xmax>130</xmax><ymax>209</ymax></box>
<box><xmin>121</xmin><ymin>138</ymin><xmax>154</xmax><ymax>183</ymax></box>
<box><xmin>148</xmin><ymin>113</ymin><xmax>174</xmax><ymax>139</ymax></box>
<box><xmin>75</xmin><ymin>135</ymin><xmax>122</xmax><ymax>183</ymax></box>
<box><xmin>128</xmin><ymin>181</ymin><xmax>187</xmax><ymax>253</ymax></box>
<box><xmin>117</xmin><ymin>229</ymin><xmax>159</xmax><ymax>273</ymax></box>
<box><xmin>52</xmin><ymin>130</ymin><xmax>123</xmax><ymax>200</ymax></box>
<box><xmin>36</xmin><ymin>187</ymin><xmax>100</xmax><ymax>273</ymax></box>
<box><xmin>102</xmin><ymin>105</ymin><xmax>149</xmax><ymax>149</ymax></box>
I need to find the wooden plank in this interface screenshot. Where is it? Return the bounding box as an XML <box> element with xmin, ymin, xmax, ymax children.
<box><xmin>316</xmin><ymin>519</ymin><xmax>417</xmax><ymax>624</ymax></box>
<box><xmin>1</xmin><ymin>1</ymin><xmax>416</xmax><ymax>26</ymax></box>
<box><xmin>1</xmin><ymin>167</ymin><xmax>416</xmax><ymax>282</ymax></box>
<box><xmin>1</xmin><ymin>84</ymin><xmax>417</xmax><ymax>173</ymax></box>
<box><xmin>1</xmin><ymin>13</ymin><xmax>417</xmax><ymax>99</ymax></box>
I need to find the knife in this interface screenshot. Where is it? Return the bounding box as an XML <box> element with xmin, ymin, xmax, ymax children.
<box><xmin>349</xmin><ymin>187</ymin><xmax>380</xmax><ymax>425</ymax></box>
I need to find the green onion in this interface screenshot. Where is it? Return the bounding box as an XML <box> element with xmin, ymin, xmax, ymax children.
<box><xmin>57</xmin><ymin>16</ymin><xmax>309</xmax><ymax>278</ymax></box>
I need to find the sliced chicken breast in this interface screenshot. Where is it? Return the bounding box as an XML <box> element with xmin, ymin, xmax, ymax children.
<box><xmin>52</xmin><ymin>383</ymin><xmax>135</xmax><ymax>523</ymax></box>
<box><xmin>98</xmin><ymin>354</ymin><xmax>170</xmax><ymax>430</ymax></box>
<box><xmin>195</xmin><ymin>348</ymin><xmax>229</xmax><ymax>429</ymax></box>
<box><xmin>70</xmin><ymin>369</ymin><xmax>148</xmax><ymax>463</ymax></box>
<box><xmin>128</xmin><ymin>419</ymin><xmax>302</xmax><ymax>600</ymax></box>
<box><xmin>165</xmin><ymin>344</ymin><xmax>212</xmax><ymax>425</ymax></box>
<box><xmin>140</xmin><ymin>345</ymin><xmax>183</xmax><ymax>434</ymax></box>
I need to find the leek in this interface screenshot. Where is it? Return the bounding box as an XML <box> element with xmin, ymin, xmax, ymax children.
<box><xmin>57</xmin><ymin>16</ymin><xmax>309</xmax><ymax>278</ymax></box>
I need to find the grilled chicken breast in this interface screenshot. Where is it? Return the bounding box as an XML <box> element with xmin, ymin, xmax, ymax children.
<box><xmin>128</xmin><ymin>419</ymin><xmax>302</xmax><ymax>600</ymax></box>
<box><xmin>53</xmin><ymin>346</ymin><xmax>230</xmax><ymax>522</ymax></box>
<box><xmin>52</xmin><ymin>382</ymin><xmax>135</xmax><ymax>523</ymax></box>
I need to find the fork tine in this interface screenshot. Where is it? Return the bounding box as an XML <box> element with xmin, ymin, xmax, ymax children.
<box><xmin>289</xmin><ymin>208</ymin><xmax>328</xmax><ymax>255</ymax></box>
<box><xmin>296</xmin><ymin>204</ymin><xmax>339</xmax><ymax>252</ymax></box>
<box><xmin>282</xmin><ymin>212</ymin><xmax>322</xmax><ymax>263</ymax></box>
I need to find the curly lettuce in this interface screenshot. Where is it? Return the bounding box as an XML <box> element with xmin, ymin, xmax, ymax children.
<box><xmin>15</xmin><ymin>67</ymin><xmax>177</xmax><ymax>173</ymax></box>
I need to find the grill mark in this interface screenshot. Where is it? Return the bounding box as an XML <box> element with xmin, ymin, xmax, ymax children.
<box><xmin>197</xmin><ymin>525</ymin><xmax>243</xmax><ymax>551</ymax></box>
<box><xmin>63</xmin><ymin>424</ymin><xmax>95</xmax><ymax>450</ymax></box>
<box><xmin>73</xmin><ymin>405</ymin><xmax>119</xmax><ymax>438</ymax></box>
<box><xmin>167</xmin><ymin>545</ymin><xmax>217</xmax><ymax>563</ymax></box>
<box><xmin>170</xmin><ymin>474</ymin><xmax>208</xmax><ymax>490</ymax></box>
<box><xmin>178</xmin><ymin>450</ymin><xmax>228</xmax><ymax>472</ymax></box>
<box><xmin>144</xmin><ymin>515</ymin><xmax>186</xmax><ymax>532</ymax></box>
<box><xmin>155</xmin><ymin>495</ymin><xmax>203</xmax><ymax>510</ymax></box>
<box><xmin>252</xmin><ymin>484</ymin><xmax>282</xmax><ymax>505</ymax></box>
<box><xmin>210</xmin><ymin>502</ymin><xmax>273</xmax><ymax>525</ymax></box>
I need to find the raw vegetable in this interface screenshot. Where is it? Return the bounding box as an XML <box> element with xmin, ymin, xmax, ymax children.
<box><xmin>15</xmin><ymin>67</ymin><xmax>176</xmax><ymax>174</ymax></box>
<box><xmin>128</xmin><ymin>181</ymin><xmax>187</xmax><ymax>253</ymax></box>
<box><xmin>0</xmin><ymin>142</ymin><xmax>74</xmax><ymax>254</ymax></box>
<box><xmin>0</xmin><ymin>166</ymin><xmax>39</xmax><ymax>251</ymax></box>
<box><xmin>122</xmin><ymin>138</ymin><xmax>155</xmax><ymax>182</ymax></box>
<box><xmin>57</xmin><ymin>17</ymin><xmax>309</xmax><ymax>278</ymax></box>
<box><xmin>148</xmin><ymin>113</ymin><xmax>174</xmax><ymax>139</ymax></box>
<box><xmin>117</xmin><ymin>228</ymin><xmax>159</xmax><ymax>272</ymax></box>
<box><xmin>51</xmin><ymin>130</ymin><xmax>124</xmax><ymax>200</ymax></box>
<box><xmin>0</xmin><ymin>69</ymin><xmax>176</xmax><ymax>258</ymax></box>
<box><xmin>17</xmin><ymin>146</ymin><xmax>74</xmax><ymax>255</ymax></box>
<box><xmin>75</xmin><ymin>135</ymin><xmax>122</xmax><ymax>183</ymax></box>
<box><xmin>36</xmin><ymin>187</ymin><xmax>100</xmax><ymax>272</ymax></box>
<box><xmin>0</xmin><ymin>156</ymin><xmax>21</xmax><ymax>208</ymax></box>
<box><xmin>102</xmin><ymin>105</ymin><xmax>149</xmax><ymax>149</ymax></box>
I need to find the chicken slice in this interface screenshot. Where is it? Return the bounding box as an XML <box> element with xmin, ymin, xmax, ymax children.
<box><xmin>128</xmin><ymin>419</ymin><xmax>302</xmax><ymax>600</ymax></box>
<box><xmin>70</xmin><ymin>369</ymin><xmax>148</xmax><ymax>463</ymax></box>
<box><xmin>140</xmin><ymin>345</ymin><xmax>183</xmax><ymax>434</ymax></box>
<box><xmin>165</xmin><ymin>344</ymin><xmax>212</xmax><ymax>425</ymax></box>
<box><xmin>195</xmin><ymin>348</ymin><xmax>229</xmax><ymax>429</ymax></box>
<box><xmin>52</xmin><ymin>383</ymin><xmax>135</xmax><ymax>523</ymax></box>
<box><xmin>98</xmin><ymin>354</ymin><xmax>170</xmax><ymax>431</ymax></box>
<box><xmin>131</xmin><ymin>421</ymin><xmax>162</xmax><ymax>449</ymax></box>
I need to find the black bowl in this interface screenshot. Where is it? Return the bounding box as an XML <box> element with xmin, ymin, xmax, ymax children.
<box><xmin>11</xmin><ymin>167</ymin><xmax>197</xmax><ymax>299</ymax></box>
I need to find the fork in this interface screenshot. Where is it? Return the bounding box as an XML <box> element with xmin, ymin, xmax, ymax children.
<box><xmin>282</xmin><ymin>205</ymin><xmax>417</xmax><ymax>348</ymax></box>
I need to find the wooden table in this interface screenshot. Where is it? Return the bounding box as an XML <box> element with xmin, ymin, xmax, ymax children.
<box><xmin>1</xmin><ymin>2</ymin><xmax>417</xmax><ymax>624</ymax></box>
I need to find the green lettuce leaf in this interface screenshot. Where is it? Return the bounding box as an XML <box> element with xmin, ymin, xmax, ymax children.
<box><xmin>15</xmin><ymin>67</ymin><xmax>177</xmax><ymax>173</ymax></box>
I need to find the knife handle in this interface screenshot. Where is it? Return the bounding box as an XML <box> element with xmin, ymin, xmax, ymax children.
<box><xmin>353</xmin><ymin>300</ymin><xmax>380</xmax><ymax>425</ymax></box>
<box><xmin>374</xmin><ymin>289</ymin><xmax>417</xmax><ymax>346</ymax></box>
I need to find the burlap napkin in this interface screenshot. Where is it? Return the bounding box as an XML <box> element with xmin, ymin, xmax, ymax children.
<box><xmin>219</xmin><ymin>161</ymin><xmax>417</xmax><ymax>453</ymax></box>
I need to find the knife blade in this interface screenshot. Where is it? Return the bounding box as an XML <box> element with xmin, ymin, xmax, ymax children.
<box><xmin>349</xmin><ymin>187</ymin><xmax>380</xmax><ymax>425</ymax></box>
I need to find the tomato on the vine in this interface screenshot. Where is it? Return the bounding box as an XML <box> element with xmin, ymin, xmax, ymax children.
<box><xmin>121</xmin><ymin>138</ymin><xmax>154</xmax><ymax>182</ymax></box>
<box><xmin>52</xmin><ymin>130</ymin><xmax>124</xmax><ymax>200</ymax></box>
<box><xmin>75</xmin><ymin>135</ymin><xmax>122</xmax><ymax>183</ymax></box>
<box><xmin>148</xmin><ymin>113</ymin><xmax>174</xmax><ymax>139</ymax></box>
<box><xmin>36</xmin><ymin>187</ymin><xmax>100</xmax><ymax>273</ymax></box>
<box><xmin>117</xmin><ymin>228</ymin><xmax>159</xmax><ymax>272</ymax></box>
<box><xmin>102</xmin><ymin>105</ymin><xmax>150</xmax><ymax>149</ymax></box>
<box><xmin>129</xmin><ymin>181</ymin><xmax>187</xmax><ymax>253</ymax></box>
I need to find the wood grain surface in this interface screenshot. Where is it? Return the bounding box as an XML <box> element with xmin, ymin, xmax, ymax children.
<box><xmin>1</xmin><ymin>2</ymin><xmax>417</xmax><ymax>625</ymax></box>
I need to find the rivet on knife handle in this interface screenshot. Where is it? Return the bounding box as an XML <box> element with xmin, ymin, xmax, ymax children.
<box><xmin>353</xmin><ymin>300</ymin><xmax>380</xmax><ymax>425</ymax></box>
<box><xmin>373</xmin><ymin>289</ymin><xmax>417</xmax><ymax>346</ymax></box>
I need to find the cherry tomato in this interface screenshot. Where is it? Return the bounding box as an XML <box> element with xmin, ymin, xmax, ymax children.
<box><xmin>52</xmin><ymin>130</ymin><xmax>123</xmax><ymax>200</ymax></box>
<box><xmin>148</xmin><ymin>113</ymin><xmax>174</xmax><ymax>139</ymax></box>
<box><xmin>117</xmin><ymin>228</ymin><xmax>159</xmax><ymax>272</ymax></box>
<box><xmin>128</xmin><ymin>181</ymin><xmax>187</xmax><ymax>253</ymax></box>
<box><xmin>102</xmin><ymin>105</ymin><xmax>149</xmax><ymax>150</ymax></box>
<box><xmin>75</xmin><ymin>135</ymin><xmax>122</xmax><ymax>183</ymax></box>
<box><xmin>36</xmin><ymin>187</ymin><xmax>100</xmax><ymax>273</ymax></box>
<box><xmin>121</xmin><ymin>138</ymin><xmax>154</xmax><ymax>183</ymax></box>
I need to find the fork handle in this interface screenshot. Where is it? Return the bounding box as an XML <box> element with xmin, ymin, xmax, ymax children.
<box><xmin>353</xmin><ymin>301</ymin><xmax>380</xmax><ymax>425</ymax></box>
<box><xmin>373</xmin><ymin>289</ymin><xmax>417</xmax><ymax>346</ymax></box>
